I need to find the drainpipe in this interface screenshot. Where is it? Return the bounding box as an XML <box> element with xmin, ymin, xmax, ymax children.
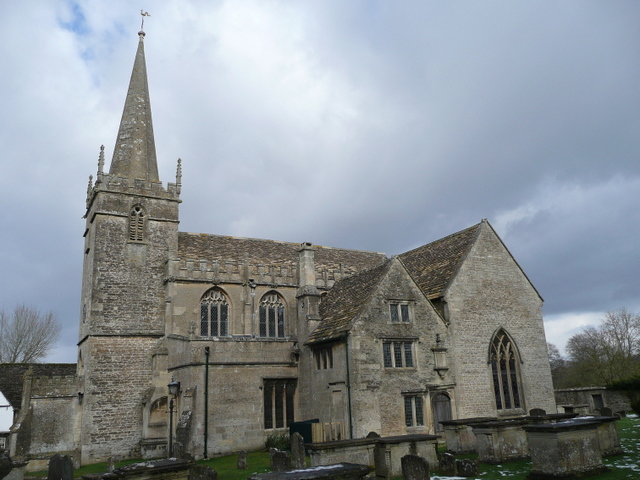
<box><xmin>204</xmin><ymin>346</ymin><xmax>210</xmax><ymax>458</ymax></box>
<box><xmin>343</xmin><ymin>333</ymin><xmax>354</xmax><ymax>439</ymax></box>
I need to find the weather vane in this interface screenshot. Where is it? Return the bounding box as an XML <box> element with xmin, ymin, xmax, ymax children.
<box><xmin>140</xmin><ymin>10</ymin><xmax>151</xmax><ymax>31</ymax></box>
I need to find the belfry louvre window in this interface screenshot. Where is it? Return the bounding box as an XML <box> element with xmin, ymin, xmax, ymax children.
<box><xmin>314</xmin><ymin>347</ymin><xmax>333</xmax><ymax>369</ymax></box>
<box><xmin>390</xmin><ymin>302</ymin><xmax>411</xmax><ymax>322</ymax></box>
<box><xmin>404</xmin><ymin>395</ymin><xmax>424</xmax><ymax>427</ymax></box>
<box><xmin>383</xmin><ymin>341</ymin><xmax>414</xmax><ymax>368</ymax></box>
<box><xmin>129</xmin><ymin>206</ymin><xmax>145</xmax><ymax>241</ymax></box>
<box><xmin>490</xmin><ymin>330</ymin><xmax>522</xmax><ymax>410</ymax></box>
<box><xmin>263</xmin><ymin>379</ymin><xmax>296</xmax><ymax>429</ymax></box>
<box><xmin>200</xmin><ymin>289</ymin><xmax>229</xmax><ymax>337</ymax></box>
<box><xmin>259</xmin><ymin>293</ymin><xmax>285</xmax><ymax>338</ymax></box>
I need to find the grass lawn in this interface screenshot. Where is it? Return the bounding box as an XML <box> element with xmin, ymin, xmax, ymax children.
<box><xmin>28</xmin><ymin>415</ymin><xmax>640</xmax><ymax>479</ymax></box>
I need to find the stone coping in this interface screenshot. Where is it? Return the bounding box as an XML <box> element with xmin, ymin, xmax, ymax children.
<box><xmin>376</xmin><ymin>434</ymin><xmax>439</xmax><ymax>445</ymax></box>
<box><xmin>439</xmin><ymin>417</ymin><xmax>497</xmax><ymax>426</ymax></box>
<box><xmin>524</xmin><ymin>413</ymin><xmax>578</xmax><ymax>422</ymax></box>
<box><xmin>305</xmin><ymin>433</ymin><xmax>439</xmax><ymax>450</ymax></box>
<box><xmin>248</xmin><ymin>463</ymin><xmax>372</xmax><ymax>480</ymax></box>
<box><xmin>471</xmin><ymin>418</ymin><xmax>531</xmax><ymax>429</ymax></box>
<box><xmin>522</xmin><ymin>419</ymin><xmax>603</xmax><ymax>433</ymax></box>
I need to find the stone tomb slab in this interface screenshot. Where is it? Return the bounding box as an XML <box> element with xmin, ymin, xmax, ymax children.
<box><xmin>524</xmin><ymin>420</ymin><xmax>608</xmax><ymax>479</ymax></box>
<box><xmin>248</xmin><ymin>463</ymin><xmax>372</xmax><ymax>480</ymax></box>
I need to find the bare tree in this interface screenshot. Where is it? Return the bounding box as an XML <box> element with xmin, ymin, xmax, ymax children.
<box><xmin>566</xmin><ymin>308</ymin><xmax>640</xmax><ymax>386</ymax></box>
<box><xmin>0</xmin><ymin>305</ymin><xmax>61</xmax><ymax>363</ymax></box>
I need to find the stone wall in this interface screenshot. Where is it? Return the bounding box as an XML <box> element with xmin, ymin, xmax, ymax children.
<box><xmin>347</xmin><ymin>259</ymin><xmax>451</xmax><ymax>437</ymax></box>
<box><xmin>10</xmin><ymin>372</ymin><xmax>79</xmax><ymax>470</ymax></box>
<box><xmin>445</xmin><ymin>224</ymin><xmax>556</xmax><ymax>418</ymax></box>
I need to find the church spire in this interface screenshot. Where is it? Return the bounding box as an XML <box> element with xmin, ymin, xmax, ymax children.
<box><xmin>109</xmin><ymin>31</ymin><xmax>159</xmax><ymax>182</ymax></box>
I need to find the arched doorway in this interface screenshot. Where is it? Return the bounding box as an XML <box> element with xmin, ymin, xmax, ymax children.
<box><xmin>431</xmin><ymin>393</ymin><xmax>452</xmax><ymax>433</ymax></box>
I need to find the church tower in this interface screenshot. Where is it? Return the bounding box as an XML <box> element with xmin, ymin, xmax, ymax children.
<box><xmin>78</xmin><ymin>30</ymin><xmax>181</xmax><ymax>463</ymax></box>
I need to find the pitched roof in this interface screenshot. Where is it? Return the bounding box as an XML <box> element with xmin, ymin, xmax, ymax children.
<box><xmin>178</xmin><ymin>232</ymin><xmax>387</xmax><ymax>278</ymax></box>
<box><xmin>307</xmin><ymin>260</ymin><xmax>392</xmax><ymax>344</ymax></box>
<box><xmin>398</xmin><ymin>221</ymin><xmax>483</xmax><ymax>299</ymax></box>
<box><xmin>0</xmin><ymin>363</ymin><xmax>76</xmax><ymax>409</ymax></box>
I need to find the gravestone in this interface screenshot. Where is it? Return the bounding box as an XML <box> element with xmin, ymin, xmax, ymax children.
<box><xmin>529</xmin><ymin>408</ymin><xmax>546</xmax><ymax>417</ymax></box>
<box><xmin>438</xmin><ymin>452</ymin><xmax>456</xmax><ymax>476</ymax></box>
<box><xmin>189</xmin><ymin>464</ymin><xmax>218</xmax><ymax>480</ymax></box>
<box><xmin>107</xmin><ymin>456</ymin><xmax>117</xmax><ymax>473</ymax></box>
<box><xmin>455</xmin><ymin>459</ymin><xmax>478</xmax><ymax>478</ymax></box>
<box><xmin>290</xmin><ymin>432</ymin><xmax>305</xmax><ymax>469</ymax></box>
<box><xmin>401</xmin><ymin>454</ymin><xmax>430</xmax><ymax>480</ymax></box>
<box><xmin>47</xmin><ymin>454</ymin><xmax>73</xmax><ymax>480</ymax></box>
<box><xmin>598</xmin><ymin>407</ymin><xmax>613</xmax><ymax>417</ymax></box>
<box><xmin>269</xmin><ymin>448</ymin><xmax>291</xmax><ymax>472</ymax></box>
<box><xmin>237</xmin><ymin>450</ymin><xmax>248</xmax><ymax>469</ymax></box>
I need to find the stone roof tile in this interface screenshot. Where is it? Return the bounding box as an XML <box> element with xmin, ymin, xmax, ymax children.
<box><xmin>398</xmin><ymin>222</ymin><xmax>482</xmax><ymax>299</ymax></box>
<box><xmin>307</xmin><ymin>260</ymin><xmax>392</xmax><ymax>344</ymax></box>
<box><xmin>178</xmin><ymin>232</ymin><xmax>386</xmax><ymax>276</ymax></box>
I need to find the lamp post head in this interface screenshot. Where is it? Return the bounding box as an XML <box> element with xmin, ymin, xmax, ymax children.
<box><xmin>168</xmin><ymin>378</ymin><xmax>181</xmax><ymax>397</ymax></box>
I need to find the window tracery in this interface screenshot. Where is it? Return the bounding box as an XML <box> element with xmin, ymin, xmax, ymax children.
<box><xmin>490</xmin><ymin>329</ymin><xmax>522</xmax><ymax>410</ymax></box>
<box><xmin>200</xmin><ymin>288</ymin><xmax>229</xmax><ymax>337</ymax></box>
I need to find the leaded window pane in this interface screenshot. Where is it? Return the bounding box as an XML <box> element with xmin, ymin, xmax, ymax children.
<box><xmin>383</xmin><ymin>343</ymin><xmax>392</xmax><ymax>368</ymax></box>
<box><xmin>414</xmin><ymin>396</ymin><xmax>424</xmax><ymax>425</ymax></box>
<box><xmin>491</xmin><ymin>358</ymin><xmax>502</xmax><ymax>410</ymax></box>
<box><xmin>264</xmin><ymin>382</ymin><xmax>273</xmax><ymax>429</ymax></box>
<box><xmin>404</xmin><ymin>396</ymin><xmax>413</xmax><ymax>427</ymax></box>
<box><xmin>394</xmin><ymin>342</ymin><xmax>403</xmax><ymax>367</ymax></box>
<box><xmin>390</xmin><ymin>304</ymin><xmax>399</xmax><ymax>322</ymax></box>
<box><xmin>220</xmin><ymin>304</ymin><xmax>228</xmax><ymax>336</ymax></box>
<box><xmin>200</xmin><ymin>303</ymin><xmax>208</xmax><ymax>336</ymax></box>
<box><xmin>277</xmin><ymin>306</ymin><xmax>285</xmax><ymax>337</ymax></box>
<box><xmin>259</xmin><ymin>306</ymin><xmax>267</xmax><ymax>337</ymax></box>
<box><xmin>404</xmin><ymin>342</ymin><xmax>413</xmax><ymax>367</ymax></box>
<box><xmin>275</xmin><ymin>382</ymin><xmax>285</xmax><ymax>428</ymax></box>
<box><xmin>286</xmin><ymin>381</ymin><xmax>296</xmax><ymax>427</ymax></box>
<box><xmin>401</xmin><ymin>304</ymin><xmax>410</xmax><ymax>322</ymax></box>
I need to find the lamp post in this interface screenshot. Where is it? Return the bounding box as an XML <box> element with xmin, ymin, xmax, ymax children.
<box><xmin>167</xmin><ymin>378</ymin><xmax>180</xmax><ymax>458</ymax></box>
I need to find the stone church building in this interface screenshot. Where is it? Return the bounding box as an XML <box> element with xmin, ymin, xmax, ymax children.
<box><xmin>3</xmin><ymin>32</ymin><xmax>555</xmax><ymax>467</ymax></box>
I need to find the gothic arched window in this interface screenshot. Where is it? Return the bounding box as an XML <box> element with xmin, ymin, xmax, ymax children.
<box><xmin>200</xmin><ymin>288</ymin><xmax>229</xmax><ymax>337</ymax></box>
<box><xmin>490</xmin><ymin>329</ymin><xmax>522</xmax><ymax>410</ymax></box>
<box><xmin>259</xmin><ymin>292</ymin><xmax>285</xmax><ymax>338</ymax></box>
<box><xmin>129</xmin><ymin>205</ymin><xmax>145</xmax><ymax>242</ymax></box>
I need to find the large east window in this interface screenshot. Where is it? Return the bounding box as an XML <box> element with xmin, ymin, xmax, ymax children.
<box><xmin>263</xmin><ymin>379</ymin><xmax>296</xmax><ymax>429</ymax></box>
<box><xmin>200</xmin><ymin>288</ymin><xmax>229</xmax><ymax>337</ymax></box>
<box><xmin>383</xmin><ymin>341</ymin><xmax>414</xmax><ymax>368</ymax></box>
<box><xmin>259</xmin><ymin>293</ymin><xmax>285</xmax><ymax>338</ymax></box>
<box><xmin>490</xmin><ymin>329</ymin><xmax>522</xmax><ymax>410</ymax></box>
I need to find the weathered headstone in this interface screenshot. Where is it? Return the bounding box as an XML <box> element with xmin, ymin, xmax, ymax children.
<box><xmin>189</xmin><ymin>464</ymin><xmax>218</xmax><ymax>480</ymax></box>
<box><xmin>47</xmin><ymin>454</ymin><xmax>73</xmax><ymax>480</ymax></box>
<box><xmin>401</xmin><ymin>454</ymin><xmax>430</xmax><ymax>480</ymax></box>
<box><xmin>438</xmin><ymin>452</ymin><xmax>456</xmax><ymax>476</ymax></box>
<box><xmin>237</xmin><ymin>450</ymin><xmax>248</xmax><ymax>470</ymax></box>
<box><xmin>107</xmin><ymin>456</ymin><xmax>118</xmax><ymax>473</ymax></box>
<box><xmin>599</xmin><ymin>407</ymin><xmax>613</xmax><ymax>417</ymax></box>
<box><xmin>455</xmin><ymin>459</ymin><xmax>478</xmax><ymax>478</ymax></box>
<box><xmin>290</xmin><ymin>432</ymin><xmax>305</xmax><ymax>469</ymax></box>
<box><xmin>529</xmin><ymin>408</ymin><xmax>546</xmax><ymax>417</ymax></box>
<box><xmin>269</xmin><ymin>448</ymin><xmax>291</xmax><ymax>472</ymax></box>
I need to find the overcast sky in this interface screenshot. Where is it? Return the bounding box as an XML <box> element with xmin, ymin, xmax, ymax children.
<box><xmin>1</xmin><ymin>0</ymin><xmax>639</xmax><ymax>375</ymax></box>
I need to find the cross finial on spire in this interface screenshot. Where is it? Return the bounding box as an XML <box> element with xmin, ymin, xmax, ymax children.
<box><xmin>140</xmin><ymin>10</ymin><xmax>151</xmax><ymax>32</ymax></box>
